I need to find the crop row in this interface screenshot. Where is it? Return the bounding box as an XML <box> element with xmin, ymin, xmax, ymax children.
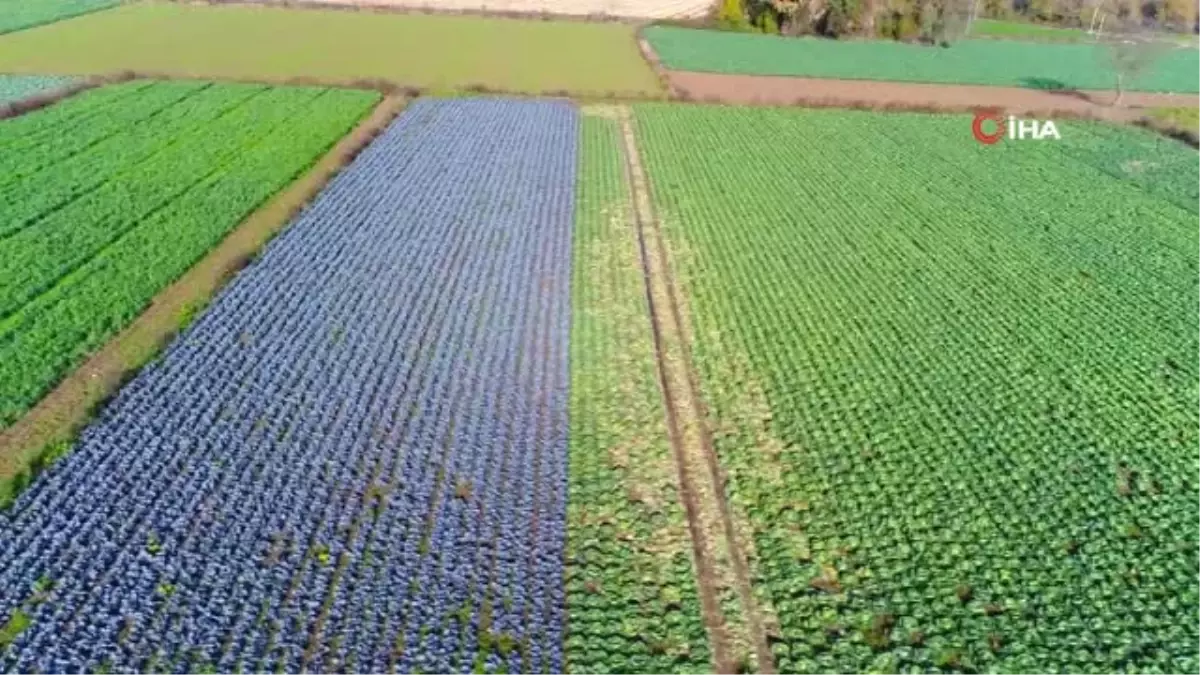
<box><xmin>0</xmin><ymin>79</ymin><xmax>157</xmax><ymax>157</ymax></box>
<box><xmin>0</xmin><ymin>81</ymin><xmax>380</xmax><ymax>426</ymax></box>
<box><xmin>565</xmin><ymin>110</ymin><xmax>710</xmax><ymax>674</ymax></box>
<box><xmin>0</xmin><ymin>74</ymin><xmax>78</xmax><ymax>106</ymax></box>
<box><xmin>631</xmin><ymin>103</ymin><xmax>1198</xmax><ymax>673</ymax></box>
<box><xmin>0</xmin><ymin>98</ymin><xmax>577</xmax><ymax>673</ymax></box>
<box><xmin>1047</xmin><ymin>120</ymin><xmax>1199</xmax><ymax>213</ymax></box>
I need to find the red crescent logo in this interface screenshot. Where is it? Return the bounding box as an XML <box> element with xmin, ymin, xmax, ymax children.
<box><xmin>972</xmin><ymin>110</ymin><xmax>1006</xmax><ymax>145</ymax></box>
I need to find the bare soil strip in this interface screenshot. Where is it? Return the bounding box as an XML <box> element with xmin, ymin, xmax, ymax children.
<box><xmin>0</xmin><ymin>93</ymin><xmax>410</xmax><ymax>499</ymax></box>
<box><xmin>616</xmin><ymin>105</ymin><xmax>775</xmax><ymax>674</ymax></box>
<box><xmin>668</xmin><ymin>70</ymin><xmax>1198</xmax><ymax>120</ymax></box>
<box><xmin>635</xmin><ymin>31</ymin><xmax>676</xmax><ymax>97</ymax></box>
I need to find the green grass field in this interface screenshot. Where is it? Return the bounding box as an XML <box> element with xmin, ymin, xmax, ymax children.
<box><xmin>0</xmin><ymin>3</ymin><xmax>662</xmax><ymax>96</ymax></box>
<box><xmin>632</xmin><ymin>103</ymin><xmax>1199</xmax><ymax>673</ymax></box>
<box><xmin>971</xmin><ymin>18</ymin><xmax>1091</xmax><ymax>41</ymax></box>
<box><xmin>644</xmin><ymin>25</ymin><xmax>1200</xmax><ymax>93</ymax></box>
<box><xmin>0</xmin><ymin>80</ymin><xmax>379</xmax><ymax>426</ymax></box>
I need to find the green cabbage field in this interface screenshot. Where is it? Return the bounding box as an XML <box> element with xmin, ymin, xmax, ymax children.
<box><xmin>0</xmin><ymin>80</ymin><xmax>378</xmax><ymax>425</ymax></box>
<box><xmin>643</xmin><ymin>26</ymin><xmax>1200</xmax><ymax>93</ymax></box>
<box><xmin>631</xmin><ymin>103</ymin><xmax>1199</xmax><ymax>673</ymax></box>
<box><xmin>0</xmin><ymin>0</ymin><xmax>118</xmax><ymax>36</ymax></box>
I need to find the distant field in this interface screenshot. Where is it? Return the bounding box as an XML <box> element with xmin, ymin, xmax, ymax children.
<box><xmin>0</xmin><ymin>74</ymin><xmax>78</xmax><ymax>105</ymax></box>
<box><xmin>633</xmin><ymin>103</ymin><xmax>1199</xmax><ymax>673</ymax></box>
<box><xmin>0</xmin><ymin>81</ymin><xmax>379</xmax><ymax>427</ymax></box>
<box><xmin>0</xmin><ymin>0</ymin><xmax>118</xmax><ymax>36</ymax></box>
<box><xmin>0</xmin><ymin>3</ymin><xmax>662</xmax><ymax>96</ymax></box>
<box><xmin>971</xmin><ymin>19</ymin><xmax>1091</xmax><ymax>41</ymax></box>
<box><xmin>644</xmin><ymin>26</ymin><xmax>1200</xmax><ymax>93</ymax></box>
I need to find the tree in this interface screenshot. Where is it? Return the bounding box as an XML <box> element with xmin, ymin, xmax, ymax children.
<box><xmin>863</xmin><ymin>0</ymin><xmax>878</xmax><ymax>35</ymax></box>
<box><xmin>819</xmin><ymin>0</ymin><xmax>863</xmax><ymax>35</ymax></box>
<box><xmin>1099</xmin><ymin>18</ymin><xmax>1171</xmax><ymax>105</ymax></box>
<box><xmin>717</xmin><ymin>0</ymin><xmax>752</xmax><ymax>29</ymax></box>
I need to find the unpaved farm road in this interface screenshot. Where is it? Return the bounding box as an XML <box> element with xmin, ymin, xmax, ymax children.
<box><xmin>668</xmin><ymin>70</ymin><xmax>1198</xmax><ymax>120</ymax></box>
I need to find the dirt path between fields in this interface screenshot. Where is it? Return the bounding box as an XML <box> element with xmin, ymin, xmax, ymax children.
<box><xmin>616</xmin><ymin>105</ymin><xmax>775</xmax><ymax>674</ymax></box>
<box><xmin>666</xmin><ymin>70</ymin><xmax>1197</xmax><ymax>119</ymax></box>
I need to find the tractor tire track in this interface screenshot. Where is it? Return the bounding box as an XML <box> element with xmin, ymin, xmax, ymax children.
<box><xmin>614</xmin><ymin>105</ymin><xmax>772</xmax><ymax>672</ymax></box>
<box><xmin>614</xmin><ymin>104</ymin><xmax>776</xmax><ymax>674</ymax></box>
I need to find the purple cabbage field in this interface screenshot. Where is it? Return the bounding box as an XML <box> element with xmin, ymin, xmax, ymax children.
<box><xmin>0</xmin><ymin>98</ymin><xmax>577</xmax><ymax>673</ymax></box>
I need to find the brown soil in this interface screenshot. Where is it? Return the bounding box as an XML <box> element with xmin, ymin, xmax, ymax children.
<box><xmin>0</xmin><ymin>94</ymin><xmax>410</xmax><ymax>499</ymax></box>
<box><xmin>668</xmin><ymin>70</ymin><xmax>1198</xmax><ymax>120</ymax></box>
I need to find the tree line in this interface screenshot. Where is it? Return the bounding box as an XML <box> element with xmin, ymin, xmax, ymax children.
<box><xmin>713</xmin><ymin>0</ymin><xmax>1199</xmax><ymax>42</ymax></box>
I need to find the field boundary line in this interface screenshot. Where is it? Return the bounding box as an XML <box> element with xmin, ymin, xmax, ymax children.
<box><xmin>615</xmin><ymin>105</ymin><xmax>775</xmax><ymax>674</ymax></box>
<box><xmin>633</xmin><ymin>26</ymin><xmax>677</xmax><ymax>98</ymax></box>
<box><xmin>0</xmin><ymin>93</ymin><xmax>411</xmax><ymax>506</ymax></box>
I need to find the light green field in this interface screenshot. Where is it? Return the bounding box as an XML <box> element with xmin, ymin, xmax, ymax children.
<box><xmin>971</xmin><ymin>19</ymin><xmax>1091</xmax><ymax>42</ymax></box>
<box><xmin>0</xmin><ymin>3</ymin><xmax>662</xmax><ymax>96</ymax></box>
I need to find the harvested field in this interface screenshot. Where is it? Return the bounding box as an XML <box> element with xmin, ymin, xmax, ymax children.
<box><xmin>668</xmin><ymin>70</ymin><xmax>1200</xmax><ymax>119</ymax></box>
<box><xmin>630</xmin><ymin>102</ymin><xmax>1199</xmax><ymax>673</ymax></box>
<box><xmin>645</xmin><ymin>25</ymin><xmax>1200</xmax><ymax>93</ymax></box>
<box><xmin>0</xmin><ymin>3</ymin><xmax>662</xmax><ymax>96</ymax></box>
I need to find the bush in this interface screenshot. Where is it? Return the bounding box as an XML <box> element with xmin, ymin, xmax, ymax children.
<box><xmin>876</xmin><ymin>9</ymin><xmax>920</xmax><ymax>39</ymax></box>
<box><xmin>717</xmin><ymin>0</ymin><xmax>751</xmax><ymax>30</ymax></box>
<box><xmin>756</xmin><ymin>9</ymin><xmax>781</xmax><ymax>33</ymax></box>
<box><xmin>819</xmin><ymin>0</ymin><xmax>863</xmax><ymax>36</ymax></box>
